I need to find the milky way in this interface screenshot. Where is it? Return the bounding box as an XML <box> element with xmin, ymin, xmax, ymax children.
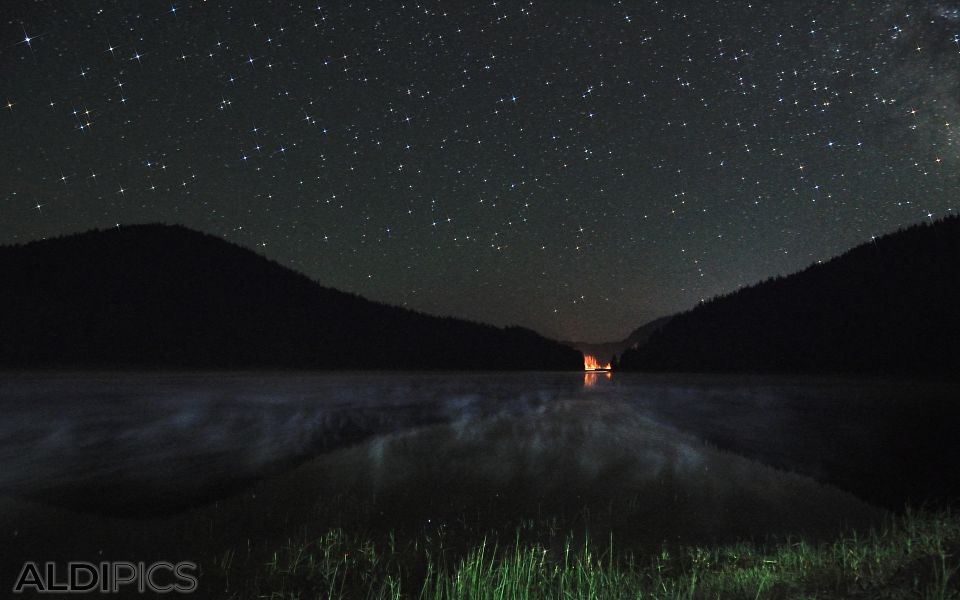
<box><xmin>2</xmin><ymin>1</ymin><xmax>957</xmax><ymax>340</ymax></box>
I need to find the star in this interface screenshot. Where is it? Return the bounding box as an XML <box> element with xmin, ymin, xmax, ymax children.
<box><xmin>2</xmin><ymin>0</ymin><xmax>958</xmax><ymax>341</ymax></box>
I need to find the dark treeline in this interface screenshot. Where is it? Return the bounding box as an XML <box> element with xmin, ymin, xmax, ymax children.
<box><xmin>619</xmin><ymin>216</ymin><xmax>960</xmax><ymax>376</ymax></box>
<box><xmin>563</xmin><ymin>315</ymin><xmax>672</xmax><ymax>371</ymax></box>
<box><xmin>0</xmin><ymin>225</ymin><xmax>582</xmax><ymax>371</ymax></box>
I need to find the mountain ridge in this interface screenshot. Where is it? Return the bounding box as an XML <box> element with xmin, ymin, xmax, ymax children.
<box><xmin>0</xmin><ymin>224</ymin><xmax>583</xmax><ymax>371</ymax></box>
<box><xmin>563</xmin><ymin>316</ymin><xmax>672</xmax><ymax>366</ymax></box>
<box><xmin>618</xmin><ymin>216</ymin><xmax>960</xmax><ymax>376</ymax></box>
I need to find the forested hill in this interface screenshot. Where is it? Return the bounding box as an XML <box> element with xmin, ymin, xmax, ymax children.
<box><xmin>618</xmin><ymin>216</ymin><xmax>960</xmax><ymax>376</ymax></box>
<box><xmin>0</xmin><ymin>224</ymin><xmax>582</xmax><ymax>371</ymax></box>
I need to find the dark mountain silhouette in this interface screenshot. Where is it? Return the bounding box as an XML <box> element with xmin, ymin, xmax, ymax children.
<box><xmin>621</xmin><ymin>315</ymin><xmax>674</xmax><ymax>350</ymax></box>
<box><xmin>618</xmin><ymin>216</ymin><xmax>960</xmax><ymax>376</ymax></box>
<box><xmin>564</xmin><ymin>316</ymin><xmax>672</xmax><ymax>367</ymax></box>
<box><xmin>0</xmin><ymin>224</ymin><xmax>583</xmax><ymax>371</ymax></box>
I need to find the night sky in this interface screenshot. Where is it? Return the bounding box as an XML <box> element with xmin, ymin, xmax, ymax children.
<box><xmin>2</xmin><ymin>1</ymin><xmax>957</xmax><ymax>342</ymax></box>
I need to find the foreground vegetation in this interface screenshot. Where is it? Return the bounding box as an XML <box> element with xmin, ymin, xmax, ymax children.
<box><xmin>207</xmin><ymin>508</ymin><xmax>959</xmax><ymax>599</ymax></box>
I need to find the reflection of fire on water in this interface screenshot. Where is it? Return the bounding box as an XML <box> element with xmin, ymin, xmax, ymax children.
<box><xmin>583</xmin><ymin>370</ymin><xmax>612</xmax><ymax>387</ymax></box>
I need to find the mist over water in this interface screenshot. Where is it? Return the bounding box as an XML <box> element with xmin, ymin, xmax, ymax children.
<box><xmin>0</xmin><ymin>373</ymin><xmax>580</xmax><ymax>512</ymax></box>
<box><xmin>300</xmin><ymin>398</ymin><xmax>881</xmax><ymax>546</ymax></box>
<box><xmin>1</xmin><ymin>372</ymin><xmax>956</xmax><ymax>529</ymax></box>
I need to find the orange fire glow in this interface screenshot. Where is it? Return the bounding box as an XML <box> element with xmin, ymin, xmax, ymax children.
<box><xmin>583</xmin><ymin>354</ymin><xmax>611</xmax><ymax>371</ymax></box>
<box><xmin>583</xmin><ymin>371</ymin><xmax>612</xmax><ymax>387</ymax></box>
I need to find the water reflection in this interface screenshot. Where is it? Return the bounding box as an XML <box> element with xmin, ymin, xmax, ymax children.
<box><xmin>1</xmin><ymin>371</ymin><xmax>957</xmax><ymax>520</ymax></box>
<box><xmin>583</xmin><ymin>370</ymin><xmax>612</xmax><ymax>387</ymax></box>
<box><xmin>237</xmin><ymin>395</ymin><xmax>883</xmax><ymax>547</ymax></box>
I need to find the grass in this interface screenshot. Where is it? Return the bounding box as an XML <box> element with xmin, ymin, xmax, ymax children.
<box><xmin>3</xmin><ymin>398</ymin><xmax>954</xmax><ymax>599</ymax></box>
<box><xmin>206</xmin><ymin>507</ymin><xmax>960</xmax><ymax>599</ymax></box>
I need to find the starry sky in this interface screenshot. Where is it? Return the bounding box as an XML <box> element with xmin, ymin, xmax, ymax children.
<box><xmin>2</xmin><ymin>1</ymin><xmax>958</xmax><ymax>342</ymax></box>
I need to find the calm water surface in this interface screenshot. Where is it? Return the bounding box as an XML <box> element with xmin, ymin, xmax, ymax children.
<box><xmin>1</xmin><ymin>371</ymin><xmax>957</xmax><ymax>513</ymax></box>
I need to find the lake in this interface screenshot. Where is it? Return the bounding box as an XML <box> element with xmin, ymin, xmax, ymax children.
<box><xmin>1</xmin><ymin>371</ymin><xmax>958</xmax><ymax>585</ymax></box>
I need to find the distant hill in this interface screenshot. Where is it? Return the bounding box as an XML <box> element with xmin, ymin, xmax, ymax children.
<box><xmin>564</xmin><ymin>316</ymin><xmax>672</xmax><ymax>366</ymax></box>
<box><xmin>618</xmin><ymin>216</ymin><xmax>960</xmax><ymax>376</ymax></box>
<box><xmin>0</xmin><ymin>225</ymin><xmax>582</xmax><ymax>371</ymax></box>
